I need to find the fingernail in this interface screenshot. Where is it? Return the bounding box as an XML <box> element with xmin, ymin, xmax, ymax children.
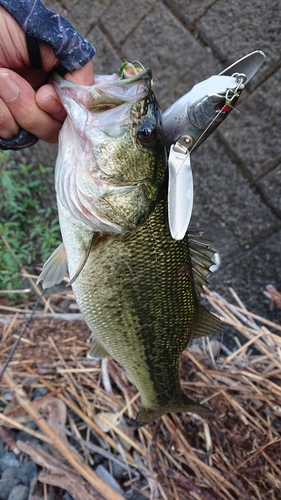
<box><xmin>0</xmin><ymin>73</ymin><xmax>20</xmax><ymax>102</ymax></box>
<box><xmin>37</xmin><ymin>96</ymin><xmax>64</xmax><ymax>116</ymax></box>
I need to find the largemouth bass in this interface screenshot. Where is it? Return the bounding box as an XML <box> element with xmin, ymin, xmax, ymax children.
<box><xmin>38</xmin><ymin>66</ymin><xmax>221</xmax><ymax>426</ymax></box>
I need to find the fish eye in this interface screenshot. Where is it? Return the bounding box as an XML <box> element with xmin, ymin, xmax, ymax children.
<box><xmin>137</xmin><ymin>122</ymin><xmax>155</xmax><ymax>144</ymax></box>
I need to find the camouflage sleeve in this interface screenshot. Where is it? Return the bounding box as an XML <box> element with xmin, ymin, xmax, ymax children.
<box><xmin>0</xmin><ymin>0</ymin><xmax>95</xmax><ymax>72</ymax></box>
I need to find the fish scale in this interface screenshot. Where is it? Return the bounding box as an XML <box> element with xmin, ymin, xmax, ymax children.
<box><xmin>72</xmin><ymin>195</ymin><xmax>210</xmax><ymax>425</ymax></box>
<box><xmin>38</xmin><ymin>67</ymin><xmax>221</xmax><ymax>426</ymax></box>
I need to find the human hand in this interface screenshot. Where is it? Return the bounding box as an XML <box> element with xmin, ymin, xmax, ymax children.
<box><xmin>0</xmin><ymin>6</ymin><xmax>94</xmax><ymax>144</ymax></box>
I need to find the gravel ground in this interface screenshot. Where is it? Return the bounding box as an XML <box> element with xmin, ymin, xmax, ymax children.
<box><xmin>0</xmin><ymin>386</ymin><xmax>147</xmax><ymax>500</ymax></box>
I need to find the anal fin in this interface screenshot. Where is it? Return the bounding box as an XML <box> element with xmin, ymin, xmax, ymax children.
<box><xmin>192</xmin><ymin>303</ymin><xmax>222</xmax><ymax>339</ymax></box>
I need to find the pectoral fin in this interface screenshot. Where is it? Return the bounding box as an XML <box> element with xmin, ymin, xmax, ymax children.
<box><xmin>36</xmin><ymin>243</ymin><xmax>68</xmax><ymax>289</ymax></box>
<box><xmin>66</xmin><ymin>234</ymin><xmax>96</xmax><ymax>287</ymax></box>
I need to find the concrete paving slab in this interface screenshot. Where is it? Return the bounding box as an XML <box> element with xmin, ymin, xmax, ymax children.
<box><xmin>66</xmin><ymin>0</ymin><xmax>112</xmax><ymax>36</ymax></box>
<box><xmin>121</xmin><ymin>2</ymin><xmax>205</xmax><ymax>99</ymax></box>
<box><xmin>164</xmin><ymin>0</ymin><xmax>217</xmax><ymax>29</ymax></box>
<box><xmin>100</xmin><ymin>0</ymin><xmax>158</xmax><ymax>45</ymax></box>
<box><xmin>190</xmin><ymin>137</ymin><xmax>279</xmax><ymax>262</ymax></box>
<box><xmin>87</xmin><ymin>26</ymin><xmax>122</xmax><ymax>75</ymax></box>
<box><xmin>196</xmin><ymin>0</ymin><xmax>281</xmax><ymax>89</ymax></box>
<box><xmin>43</xmin><ymin>0</ymin><xmax>111</xmax><ymax>37</ymax></box>
<box><xmin>43</xmin><ymin>0</ymin><xmax>65</xmax><ymax>17</ymax></box>
<box><xmin>159</xmin><ymin>49</ymin><xmax>222</xmax><ymax>110</ymax></box>
<box><xmin>257</xmin><ymin>164</ymin><xmax>281</xmax><ymax>217</ymax></box>
<box><xmin>209</xmin><ymin>229</ymin><xmax>281</xmax><ymax>327</ymax></box>
<box><xmin>218</xmin><ymin>68</ymin><xmax>281</xmax><ymax>180</ymax></box>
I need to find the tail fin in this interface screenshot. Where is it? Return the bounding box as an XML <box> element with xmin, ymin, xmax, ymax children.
<box><xmin>134</xmin><ymin>392</ymin><xmax>211</xmax><ymax>427</ymax></box>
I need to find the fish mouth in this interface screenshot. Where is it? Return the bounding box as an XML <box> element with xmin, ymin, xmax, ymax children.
<box><xmin>53</xmin><ymin>67</ymin><xmax>152</xmax><ymax>87</ymax></box>
<box><xmin>86</xmin><ymin>68</ymin><xmax>152</xmax><ymax>113</ymax></box>
<box><xmin>109</xmin><ymin>67</ymin><xmax>152</xmax><ymax>86</ymax></box>
<box><xmin>53</xmin><ymin>68</ymin><xmax>153</xmax><ymax>114</ymax></box>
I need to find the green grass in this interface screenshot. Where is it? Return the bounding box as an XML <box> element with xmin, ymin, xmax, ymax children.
<box><xmin>0</xmin><ymin>151</ymin><xmax>61</xmax><ymax>295</ymax></box>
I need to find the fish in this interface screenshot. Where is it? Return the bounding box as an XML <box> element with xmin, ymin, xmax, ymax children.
<box><xmin>38</xmin><ymin>64</ymin><xmax>221</xmax><ymax>426</ymax></box>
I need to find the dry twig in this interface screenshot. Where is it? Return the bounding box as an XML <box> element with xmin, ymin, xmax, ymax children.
<box><xmin>0</xmin><ymin>285</ymin><xmax>281</xmax><ymax>499</ymax></box>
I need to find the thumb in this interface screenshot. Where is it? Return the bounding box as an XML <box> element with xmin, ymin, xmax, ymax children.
<box><xmin>64</xmin><ymin>60</ymin><xmax>95</xmax><ymax>86</ymax></box>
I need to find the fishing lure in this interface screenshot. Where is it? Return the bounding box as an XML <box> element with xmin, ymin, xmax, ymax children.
<box><xmin>163</xmin><ymin>50</ymin><xmax>265</xmax><ymax>240</ymax></box>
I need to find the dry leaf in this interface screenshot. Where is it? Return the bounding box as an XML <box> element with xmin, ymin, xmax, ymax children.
<box><xmin>95</xmin><ymin>412</ymin><xmax>122</xmax><ymax>432</ymax></box>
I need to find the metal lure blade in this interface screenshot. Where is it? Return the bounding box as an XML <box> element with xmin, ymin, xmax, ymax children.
<box><xmin>168</xmin><ymin>145</ymin><xmax>193</xmax><ymax>240</ymax></box>
<box><xmin>219</xmin><ymin>50</ymin><xmax>265</xmax><ymax>84</ymax></box>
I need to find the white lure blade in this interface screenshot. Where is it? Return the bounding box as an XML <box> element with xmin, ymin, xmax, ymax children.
<box><xmin>168</xmin><ymin>147</ymin><xmax>193</xmax><ymax>240</ymax></box>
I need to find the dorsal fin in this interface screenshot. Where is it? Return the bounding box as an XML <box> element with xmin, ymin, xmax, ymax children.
<box><xmin>187</xmin><ymin>231</ymin><xmax>217</xmax><ymax>295</ymax></box>
<box><xmin>187</xmin><ymin>231</ymin><xmax>222</xmax><ymax>338</ymax></box>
